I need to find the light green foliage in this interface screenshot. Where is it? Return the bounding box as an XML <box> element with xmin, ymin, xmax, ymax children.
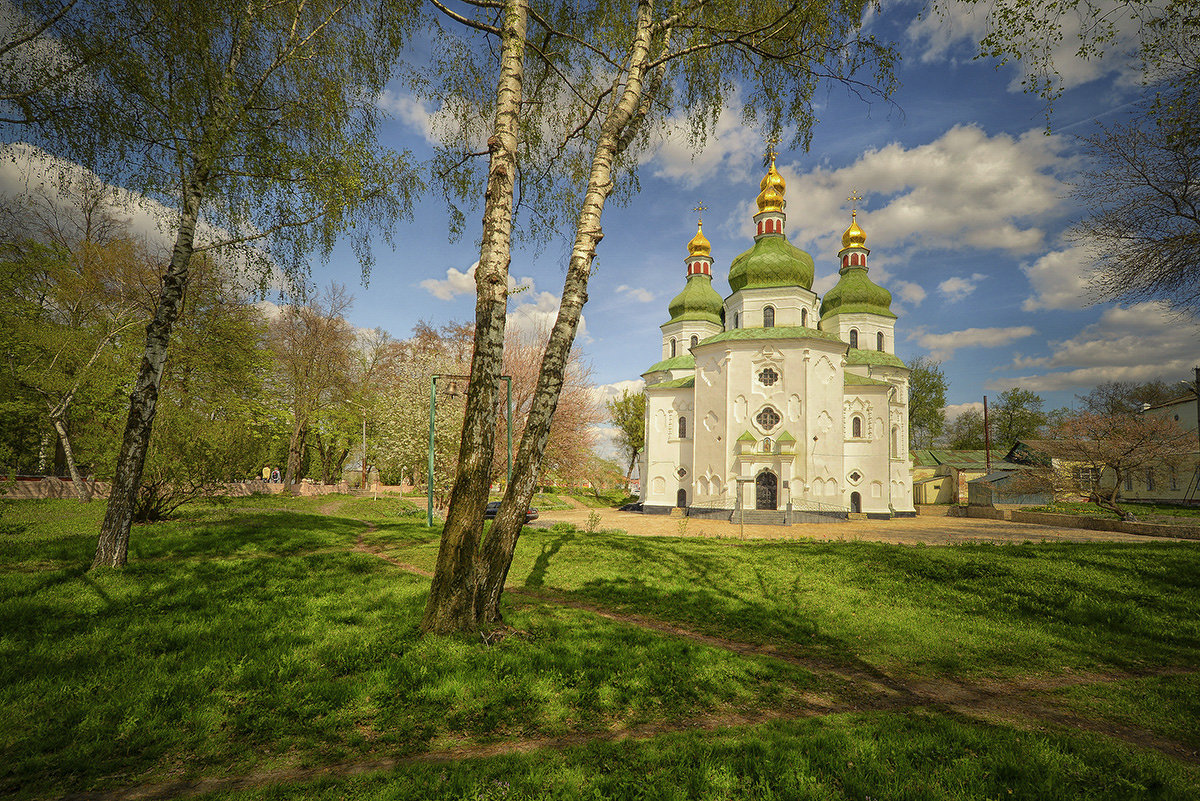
<box><xmin>604</xmin><ymin>388</ymin><xmax>645</xmax><ymax>483</ymax></box>
<box><xmin>993</xmin><ymin>387</ymin><xmax>1047</xmax><ymax>448</ymax></box>
<box><xmin>908</xmin><ymin>356</ymin><xmax>948</xmax><ymax>449</ymax></box>
<box><xmin>944</xmin><ymin>407</ymin><xmax>986</xmax><ymax>450</ymax></box>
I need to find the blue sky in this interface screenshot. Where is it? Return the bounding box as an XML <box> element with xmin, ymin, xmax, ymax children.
<box><xmin>316</xmin><ymin>1</ymin><xmax>1199</xmax><ymax>424</ymax></box>
<box><xmin>3</xmin><ymin>1</ymin><xmax>1196</xmax><ymax>440</ymax></box>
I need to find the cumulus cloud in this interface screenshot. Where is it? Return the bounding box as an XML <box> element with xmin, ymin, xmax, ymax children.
<box><xmin>895</xmin><ymin>280</ymin><xmax>928</xmax><ymax>305</ymax></box>
<box><xmin>591</xmin><ymin>379</ymin><xmax>645</xmax><ymax>407</ymax></box>
<box><xmin>905</xmin><ymin>0</ymin><xmax>1145</xmax><ymax>94</ymax></box>
<box><xmin>743</xmin><ymin>125</ymin><xmax>1075</xmax><ymax>271</ymax></box>
<box><xmin>939</xmin><ymin>273</ymin><xmax>987</xmax><ymax>302</ymax></box>
<box><xmin>943</xmin><ymin>401</ymin><xmax>984</xmax><ymax>422</ymax></box>
<box><xmin>911</xmin><ymin>325</ymin><xmax>1036</xmax><ymax>361</ymax></box>
<box><xmin>507</xmin><ymin>290</ymin><xmax>590</xmax><ymax>342</ymax></box>
<box><xmin>1021</xmin><ymin>244</ymin><xmax>1093</xmax><ymax>311</ymax></box>
<box><xmin>420</xmin><ymin>261</ymin><xmax>532</xmax><ymax>301</ymax></box>
<box><xmin>616</xmin><ymin>284</ymin><xmax>655</xmax><ymax>303</ymax></box>
<box><xmin>376</xmin><ymin>90</ymin><xmax>439</xmax><ymax>145</ymax></box>
<box><xmin>649</xmin><ymin>102</ymin><xmax>759</xmax><ymax>187</ymax></box>
<box><xmin>988</xmin><ymin>302</ymin><xmax>1200</xmax><ymax>391</ymax></box>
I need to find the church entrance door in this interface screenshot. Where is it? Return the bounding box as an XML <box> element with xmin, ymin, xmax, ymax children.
<box><xmin>676</xmin><ymin>488</ymin><xmax>687</xmax><ymax>508</ymax></box>
<box><xmin>755</xmin><ymin>471</ymin><xmax>777</xmax><ymax>510</ymax></box>
<box><xmin>850</xmin><ymin>492</ymin><xmax>861</xmax><ymax>513</ymax></box>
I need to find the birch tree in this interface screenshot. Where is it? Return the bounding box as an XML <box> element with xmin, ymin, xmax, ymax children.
<box><xmin>416</xmin><ymin>0</ymin><xmax>898</xmax><ymax>631</ymax></box>
<box><xmin>1</xmin><ymin>0</ymin><xmax>420</xmax><ymax>567</ymax></box>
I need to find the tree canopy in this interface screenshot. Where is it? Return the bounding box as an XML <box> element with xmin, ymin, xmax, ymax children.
<box><xmin>908</xmin><ymin>357</ymin><xmax>947</xmax><ymax>449</ymax></box>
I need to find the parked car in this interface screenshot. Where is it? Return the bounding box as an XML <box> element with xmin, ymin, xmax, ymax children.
<box><xmin>484</xmin><ymin>501</ymin><xmax>539</xmax><ymax>522</ymax></box>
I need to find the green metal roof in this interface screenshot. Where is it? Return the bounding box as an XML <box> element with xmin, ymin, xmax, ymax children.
<box><xmin>699</xmin><ymin>325</ymin><xmax>842</xmax><ymax>346</ymax></box>
<box><xmin>727</xmin><ymin>235</ymin><xmax>815</xmax><ymax>292</ymax></box>
<box><xmin>911</xmin><ymin>448</ymin><xmax>1021</xmax><ymax>470</ymax></box>
<box><xmin>646</xmin><ymin>375</ymin><xmax>695</xmax><ymax>390</ymax></box>
<box><xmin>736</xmin><ymin>430</ymin><xmax>757</xmax><ymax>442</ymax></box>
<box><xmin>667</xmin><ymin>274</ymin><xmax>724</xmax><ymax>325</ymax></box>
<box><xmin>776</xmin><ymin>430</ymin><xmax>796</xmax><ymax>442</ymax></box>
<box><xmin>643</xmin><ymin>354</ymin><xmax>696</xmax><ymax>373</ymax></box>
<box><xmin>844</xmin><ymin>348</ymin><xmax>906</xmax><ymax>368</ymax></box>
<box><xmin>819</xmin><ymin>266</ymin><xmax>895</xmax><ymax>318</ymax></box>
<box><xmin>844</xmin><ymin>373</ymin><xmax>891</xmax><ymax>387</ymax></box>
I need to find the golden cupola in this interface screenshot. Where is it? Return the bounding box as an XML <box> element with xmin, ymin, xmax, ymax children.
<box><xmin>841</xmin><ymin>209</ymin><xmax>867</xmax><ymax>250</ymax></box>
<box><xmin>755</xmin><ymin>154</ymin><xmax>786</xmax><ymax>214</ymax></box>
<box><xmin>687</xmin><ymin>221</ymin><xmax>711</xmax><ymax>258</ymax></box>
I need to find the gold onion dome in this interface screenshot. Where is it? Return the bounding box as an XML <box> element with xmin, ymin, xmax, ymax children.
<box><xmin>687</xmin><ymin>221</ymin><xmax>711</xmax><ymax>257</ymax></box>
<box><xmin>755</xmin><ymin>157</ymin><xmax>786</xmax><ymax>214</ymax></box>
<box><xmin>842</xmin><ymin>210</ymin><xmax>867</xmax><ymax>249</ymax></box>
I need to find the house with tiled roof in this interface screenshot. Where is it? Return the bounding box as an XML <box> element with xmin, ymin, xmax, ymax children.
<box><xmin>637</xmin><ymin>151</ymin><xmax>915</xmax><ymax>521</ymax></box>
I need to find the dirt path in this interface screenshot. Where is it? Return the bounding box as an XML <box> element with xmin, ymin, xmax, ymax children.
<box><xmin>531</xmin><ymin>507</ymin><xmax>1176</xmax><ymax>545</ymax></box>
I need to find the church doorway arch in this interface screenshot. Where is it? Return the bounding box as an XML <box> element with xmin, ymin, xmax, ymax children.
<box><xmin>850</xmin><ymin>492</ymin><xmax>861</xmax><ymax>513</ymax></box>
<box><xmin>755</xmin><ymin>471</ymin><xmax>777</xmax><ymax>510</ymax></box>
<box><xmin>676</xmin><ymin>488</ymin><xmax>687</xmax><ymax>508</ymax></box>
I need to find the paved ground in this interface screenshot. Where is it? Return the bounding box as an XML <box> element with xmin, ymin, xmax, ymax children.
<box><xmin>531</xmin><ymin>506</ymin><xmax>1171</xmax><ymax>545</ymax></box>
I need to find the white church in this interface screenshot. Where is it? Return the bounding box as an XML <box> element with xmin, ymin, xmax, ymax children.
<box><xmin>638</xmin><ymin>152</ymin><xmax>916</xmax><ymax>521</ymax></box>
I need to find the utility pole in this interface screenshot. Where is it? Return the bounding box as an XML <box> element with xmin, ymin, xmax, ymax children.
<box><xmin>983</xmin><ymin>395</ymin><xmax>991</xmax><ymax>474</ymax></box>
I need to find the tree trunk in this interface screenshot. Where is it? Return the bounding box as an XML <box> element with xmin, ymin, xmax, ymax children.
<box><xmin>476</xmin><ymin>1</ymin><xmax>660</xmax><ymax>624</ymax></box>
<box><xmin>421</xmin><ymin>0</ymin><xmax>528</xmax><ymax>634</ymax></box>
<box><xmin>37</xmin><ymin>431</ymin><xmax>49</xmax><ymax>474</ymax></box>
<box><xmin>285</xmin><ymin>420</ymin><xmax>308</xmax><ymax>488</ymax></box>
<box><xmin>50</xmin><ymin>415</ymin><xmax>91</xmax><ymax>501</ymax></box>
<box><xmin>92</xmin><ymin>166</ymin><xmax>209</xmax><ymax>569</ymax></box>
<box><xmin>625</xmin><ymin>449</ymin><xmax>638</xmax><ymax>490</ymax></box>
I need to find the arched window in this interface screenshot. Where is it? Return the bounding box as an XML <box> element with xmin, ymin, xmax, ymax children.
<box><xmin>690</xmin><ymin>334</ymin><xmax>698</xmax><ymax>348</ymax></box>
<box><xmin>670</xmin><ymin>338</ymin><xmax>676</xmax><ymax>358</ymax></box>
<box><xmin>678</xmin><ymin>416</ymin><xmax>687</xmax><ymax>438</ymax></box>
<box><xmin>877</xmin><ymin>331</ymin><xmax>884</xmax><ymax>351</ymax></box>
<box><xmin>891</xmin><ymin>425</ymin><xmax>899</xmax><ymax>454</ymax></box>
<box><xmin>852</xmin><ymin>416</ymin><xmax>862</xmax><ymax>438</ymax></box>
<box><xmin>801</xmin><ymin>308</ymin><xmax>808</xmax><ymax>327</ymax></box>
<box><xmin>763</xmin><ymin>305</ymin><xmax>775</xmax><ymax>328</ymax></box>
<box><xmin>849</xmin><ymin>329</ymin><xmax>858</xmax><ymax>348</ymax></box>
<box><xmin>734</xmin><ymin>312</ymin><xmax>740</xmax><ymax>329</ymax></box>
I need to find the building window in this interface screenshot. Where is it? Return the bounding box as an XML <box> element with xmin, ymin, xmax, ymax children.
<box><xmin>758</xmin><ymin>367</ymin><xmax>779</xmax><ymax>386</ymax></box>
<box><xmin>690</xmin><ymin>334</ymin><xmax>698</xmax><ymax>348</ymax></box>
<box><xmin>756</xmin><ymin>406</ymin><xmax>780</xmax><ymax>431</ymax></box>
<box><xmin>1146</xmin><ymin>469</ymin><xmax>1155</xmax><ymax>491</ymax></box>
<box><xmin>763</xmin><ymin>305</ymin><xmax>775</xmax><ymax>328</ymax></box>
<box><xmin>678</xmin><ymin>417</ymin><xmax>687</xmax><ymax>438</ymax></box>
<box><xmin>1171</xmin><ymin>467</ymin><xmax>1179</xmax><ymax>490</ymax></box>
<box><xmin>877</xmin><ymin>331</ymin><xmax>884</xmax><ymax>351</ymax></box>
<box><xmin>852</xmin><ymin>416</ymin><xmax>862</xmax><ymax>438</ymax></box>
<box><xmin>1072</xmin><ymin>466</ymin><xmax>1100</xmax><ymax>489</ymax></box>
<box><xmin>1125</xmin><ymin>473</ymin><xmax>1133</xmax><ymax>492</ymax></box>
<box><xmin>801</xmin><ymin>308</ymin><xmax>808</xmax><ymax>327</ymax></box>
<box><xmin>849</xmin><ymin>329</ymin><xmax>858</xmax><ymax>348</ymax></box>
<box><xmin>670</xmin><ymin>338</ymin><xmax>676</xmax><ymax>358</ymax></box>
<box><xmin>734</xmin><ymin>312</ymin><xmax>740</xmax><ymax>329</ymax></box>
<box><xmin>891</xmin><ymin>425</ymin><xmax>899</xmax><ymax>453</ymax></box>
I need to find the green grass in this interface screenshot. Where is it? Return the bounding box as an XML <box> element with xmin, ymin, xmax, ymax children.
<box><xmin>367</xmin><ymin>526</ymin><xmax>1200</xmax><ymax>681</ymax></box>
<box><xmin>3</xmin><ymin>498</ymin><xmax>1199</xmax><ymax>800</ymax></box>
<box><xmin>563</xmin><ymin>489</ymin><xmax>638</xmax><ymax>508</ymax></box>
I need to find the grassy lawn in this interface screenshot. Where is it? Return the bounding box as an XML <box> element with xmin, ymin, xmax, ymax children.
<box><xmin>1022</xmin><ymin>500</ymin><xmax>1200</xmax><ymax>524</ymax></box>
<box><xmin>2</xmin><ymin>496</ymin><xmax>1198</xmax><ymax>800</ymax></box>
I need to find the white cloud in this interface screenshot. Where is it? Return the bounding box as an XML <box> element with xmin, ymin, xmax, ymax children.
<box><xmin>616</xmin><ymin>284</ymin><xmax>655</xmax><ymax>303</ymax></box>
<box><xmin>989</xmin><ymin>302</ymin><xmax>1200</xmax><ymax>391</ymax></box>
<box><xmin>1021</xmin><ymin>244</ymin><xmax>1092</xmax><ymax>311</ymax></box>
<box><xmin>649</xmin><ymin>102</ymin><xmax>759</xmax><ymax>187</ymax></box>
<box><xmin>507</xmin><ymin>290</ymin><xmax>590</xmax><ymax>343</ymax></box>
<box><xmin>591</xmin><ymin>379</ymin><xmax>645</xmax><ymax>407</ymax></box>
<box><xmin>896</xmin><ymin>280</ymin><xmax>928</xmax><ymax>305</ymax></box>
<box><xmin>376</xmin><ymin>90</ymin><xmax>439</xmax><ymax>144</ymax></box>
<box><xmin>912</xmin><ymin>325</ymin><xmax>1036</xmax><ymax>361</ymax></box>
<box><xmin>420</xmin><ymin>261</ymin><xmax>532</xmax><ymax>301</ymax></box>
<box><xmin>905</xmin><ymin>0</ymin><xmax>1145</xmax><ymax>94</ymax></box>
<box><xmin>939</xmin><ymin>273</ymin><xmax>987</xmax><ymax>302</ymax></box>
<box><xmin>746</xmin><ymin>125</ymin><xmax>1075</xmax><ymax>272</ymax></box>
<box><xmin>944</xmin><ymin>401</ymin><xmax>984</xmax><ymax>422</ymax></box>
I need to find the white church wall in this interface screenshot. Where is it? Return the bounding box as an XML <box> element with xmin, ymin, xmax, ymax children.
<box><xmin>724</xmin><ymin>286</ymin><xmax>818</xmax><ymax>330</ymax></box>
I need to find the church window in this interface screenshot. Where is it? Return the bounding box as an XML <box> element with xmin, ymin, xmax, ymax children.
<box><xmin>1146</xmin><ymin>470</ymin><xmax>1155</xmax><ymax>491</ymax></box>
<box><xmin>756</xmin><ymin>406</ymin><xmax>780</xmax><ymax>431</ymax></box>
<box><xmin>877</xmin><ymin>332</ymin><xmax>884</xmax><ymax>351</ymax></box>
<box><xmin>852</xmin><ymin>416</ymin><xmax>862</xmax><ymax>438</ymax></box>
<box><xmin>734</xmin><ymin>312</ymin><xmax>740</xmax><ymax>329</ymax></box>
<box><xmin>801</xmin><ymin>308</ymin><xmax>808</xmax><ymax>327</ymax></box>
<box><xmin>849</xmin><ymin>329</ymin><xmax>858</xmax><ymax>348</ymax></box>
<box><xmin>679</xmin><ymin>417</ymin><xmax>687</xmax><ymax>438</ymax></box>
<box><xmin>670</xmin><ymin>338</ymin><xmax>676</xmax><ymax>357</ymax></box>
<box><xmin>763</xmin><ymin>305</ymin><xmax>775</xmax><ymax>328</ymax></box>
<box><xmin>690</xmin><ymin>335</ymin><xmax>698</xmax><ymax>348</ymax></box>
<box><xmin>891</xmin><ymin>425</ymin><xmax>899</xmax><ymax>454</ymax></box>
<box><xmin>757</xmin><ymin>367</ymin><xmax>779</xmax><ymax>387</ymax></box>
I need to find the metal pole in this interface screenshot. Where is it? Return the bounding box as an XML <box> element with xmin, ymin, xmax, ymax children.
<box><xmin>361</xmin><ymin>409</ymin><xmax>368</xmax><ymax>491</ymax></box>
<box><xmin>983</xmin><ymin>395</ymin><xmax>991</xmax><ymax>475</ymax></box>
<box><xmin>427</xmin><ymin>375</ymin><xmax>437</xmax><ymax>527</ymax></box>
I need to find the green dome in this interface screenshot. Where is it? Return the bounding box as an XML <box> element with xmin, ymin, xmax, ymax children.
<box><xmin>728</xmin><ymin>235</ymin><xmax>814</xmax><ymax>293</ymax></box>
<box><xmin>819</xmin><ymin>266</ymin><xmax>895</xmax><ymax>318</ymax></box>
<box><xmin>668</xmin><ymin>274</ymin><xmax>723</xmax><ymax>325</ymax></box>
